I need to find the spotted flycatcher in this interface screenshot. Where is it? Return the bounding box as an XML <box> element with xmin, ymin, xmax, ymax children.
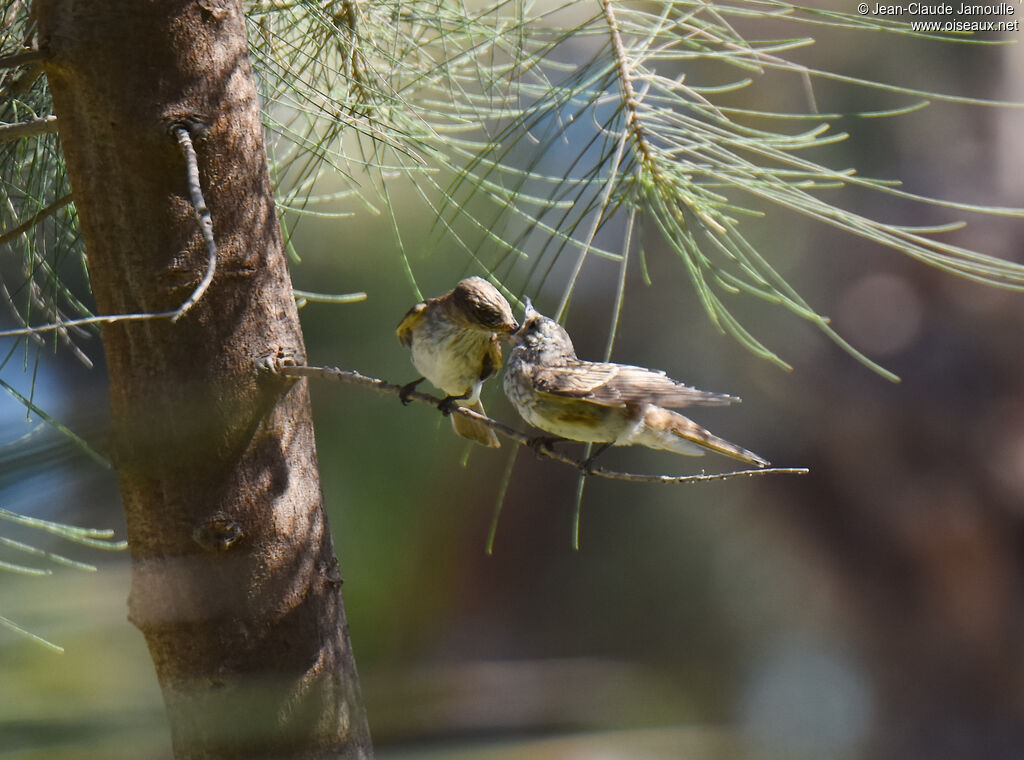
<box><xmin>398</xmin><ymin>277</ymin><xmax>518</xmax><ymax>447</ymax></box>
<box><xmin>503</xmin><ymin>300</ymin><xmax>768</xmax><ymax>468</ymax></box>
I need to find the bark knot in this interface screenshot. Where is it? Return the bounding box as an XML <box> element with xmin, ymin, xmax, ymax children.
<box><xmin>192</xmin><ymin>513</ymin><xmax>244</xmax><ymax>551</ymax></box>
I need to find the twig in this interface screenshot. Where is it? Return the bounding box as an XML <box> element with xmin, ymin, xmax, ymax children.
<box><xmin>0</xmin><ymin>309</ymin><xmax>178</xmax><ymax>339</ymax></box>
<box><xmin>0</xmin><ymin>193</ymin><xmax>72</xmax><ymax>249</ymax></box>
<box><xmin>277</xmin><ymin>364</ymin><xmax>809</xmax><ymax>484</ymax></box>
<box><xmin>170</xmin><ymin>124</ymin><xmax>217</xmax><ymax>322</ymax></box>
<box><xmin>0</xmin><ymin>115</ymin><xmax>58</xmax><ymax>144</ymax></box>
<box><xmin>0</xmin><ymin>49</ymin><xmax>45</xmax><ymax>70</ymax></box>
<box><xmin>0</xmin><ymin>65</ymin><xmax>43</xmax><ymax>102</ymax></box>
<box><xmin>0</xmin><ymin>194</ymin><xmax>94</xmax><ymax>366</ymax></box>
<box><xmin>0</xmin><ymin>124</ymin><xmax>222</xmax><ymax>341</ymax></box>
<box><xmin>0</xmin><ymin>194</ymin><xmax>178</xmax><ymax>343</ymax></box>
<box><xmin>601</xmin><ymin>0</ymin><xmax>657</xmax><ymax>176</ymax></box>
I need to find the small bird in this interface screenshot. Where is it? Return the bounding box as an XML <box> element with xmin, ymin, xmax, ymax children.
<box><xmin>503</xmin><ymin>300</ymin><xmax>769</xmax><ymax>469</ymax></box>
<box><xmin>397</xmin><ymin>277</ymin><xmax>519</xmax><ymax>448</ymax></box>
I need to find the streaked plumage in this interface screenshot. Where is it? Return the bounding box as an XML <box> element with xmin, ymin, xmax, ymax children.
<box><xmin>397</xmin><ymin>277</ymin><xmax>518</xmax><ymax>447</ymax></box>
<box><xmin>503</xmin><ymin>300</ymin><xmax>769</xmax><ymax>467</ymax></box>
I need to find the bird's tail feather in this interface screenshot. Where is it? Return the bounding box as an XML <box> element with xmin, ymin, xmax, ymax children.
<box><xmin>451</xmin><ymin>399</ymin><xmax>501</xmax><ymax>448</ymax></box>
<box><xmin>638</xmin><ymin>407</ymin><xmax>769</xmax><ymax>467</ymax></box>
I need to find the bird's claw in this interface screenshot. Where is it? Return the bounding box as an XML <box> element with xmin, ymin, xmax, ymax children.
<box><xmin>578</xmin><ymin>442</ymin><xmax>612</xmax><ymax>475</ymax></box>
<box><xmin>438</xmin><ymin>396</ymin><xmax>463</xmax><ymax>416</ymax></box>
<box><xmin>527</xmin><ymin>436</ymin><xmax>560</xmax><ymax>458</ymax></box>
<box><xmin>399</xmin><ymin>378</ymin><xmax>424</xmax><ymax>405</ymax></box>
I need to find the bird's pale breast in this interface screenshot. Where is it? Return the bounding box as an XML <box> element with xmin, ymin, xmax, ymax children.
<box><xmin>412</xmin><ymin>318</ymin><xmax>494</xmax><ymax>397</ymax></box>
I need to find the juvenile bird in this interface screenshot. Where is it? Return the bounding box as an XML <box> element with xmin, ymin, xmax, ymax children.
<box><xmin>503</xmin><ymin>300</ymin><xmax>769</xmax><ymax>468</ymax></box>
<box><xmin>397</xmin><ymin>277</ymin><xmax>518</xmax><ymax>448</ymax></box>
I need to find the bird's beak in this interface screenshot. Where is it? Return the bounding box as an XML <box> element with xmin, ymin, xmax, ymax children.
<box><xmin>510</xmin><ymin>296</ymin><xmax>535</xmax><ymax>336</ymax></box>
<box><xmin>497</xmin><ymin>317</ymin><xmax>519</xmax><ymax>338</ymax></box>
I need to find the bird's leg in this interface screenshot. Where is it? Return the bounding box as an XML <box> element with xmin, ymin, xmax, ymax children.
<box><xmin>579</xmin><ymin>442</ymin><xmax>613</xmax><ymax>474</ymax></box>
<box><xmin>398</xmin><ymin>377</ymin><xmax>425</xmax><ymax>405</ymax></box>
<box><xmin>438</xmin><ymin>392</ymin><xmax>470</xmax><ymax>416</ymax></box>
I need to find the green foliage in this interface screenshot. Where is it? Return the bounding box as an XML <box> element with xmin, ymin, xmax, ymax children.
<box><xmin>247</xmin><ymin>0</ymin><xmax>1024</xmax><ymax>380</ymax></box>
<box><xmin>1</xmin><ymin>2</ymin><xmax>85</xmax><ymax>356</ymax></box>
<box><xmin>4</xmin><ymin>0</ymin><xmax>1024</xmax><ymax>381</ymax></box>
<box><xmin>0</xmin><ymin>505</ymin><xmax>126</xmax><ymax>651</ymax></box>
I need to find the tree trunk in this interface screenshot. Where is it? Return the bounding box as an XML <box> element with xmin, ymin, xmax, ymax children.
<box><xmin>35</xmin><ymin>1</ymin><xmax>372</xmax><ymax>757</ymax></box>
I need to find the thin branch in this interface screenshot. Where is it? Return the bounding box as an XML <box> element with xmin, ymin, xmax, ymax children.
<box><xmin>276</xmin><ymin>363</ymin><xmax>809</xmax><ymax>484</ymax></box>
<box><xmin>0</xmin><ymin>195</ymin><xmax>179</xmax><ymax>343</ymax></box>
<box><xmin>0</xmin><ymin>193</ymin><xmax>72</xmax><ymax>248</ymax></box>
<box><xmin>0</xmin><ymin>49</ymin><xmax>45</xmax><ymax>69</ymax></box>
<box><xmin>0</xmin><ymin>123</ymin><xmax>224</xmax><ymax>340</ymax></box>
<box><xmin>0</xmin><ymin>115</ymin><xmax>58</xmax><ymax>143</ymax></box>
<box><xmin>0</xmin><ymin>65</ymin><xmax>43</xmax><ymax>101</ymax></box>
<box><xmin>0</xmin><ymin>192</ymin><xmax>94</xmax><ymax>366</ymax></box>
<box><xmin>601</xmin><ymin>0</ymin><xmax>657</xmax><ymax>173</ymax></box>
<box><xmin>0</xmin><ymin>122</ymin><xmax>229</xmax><ymax>341</ymax></box>
<box><xmin>0</xmin><ymin>309</ymin><xmax>179</xmax><ymax>339</ymax></box>
<box><xmin>170</xmin><ymin>124</ymin><xmax>217</xmax><ymax>322</ymax></box>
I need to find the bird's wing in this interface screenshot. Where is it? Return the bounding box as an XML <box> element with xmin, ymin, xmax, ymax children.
<box><xmin>395</xmin><ymin>302</ymin><xmax>427</xmax><ymax>347</ymax></box>
<box><xmin>533</xmin><ymin>361</ymin><xmax>738</xmax><ymax>407</ymax></box>
<box><xmin>531</xmin><ymin>362</ymin><xmax>621</xmax><ymax>401</ymax></box>
<box><xmin>607</xmin><ymin>364</ymin><xmax>739</xmax><ymax>407</ymax></box>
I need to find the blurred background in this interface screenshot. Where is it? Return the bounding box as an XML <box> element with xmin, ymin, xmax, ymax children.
<box><xmin>2</xmin><ymin>14</ymin><xmax>1023</xmax><ymax>760</ymax></box>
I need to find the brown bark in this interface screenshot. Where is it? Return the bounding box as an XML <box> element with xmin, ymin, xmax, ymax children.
<box><xmin>35</xmin><ymin>1</ymin><xmax>372</xmax><ymax>757</ymax></box>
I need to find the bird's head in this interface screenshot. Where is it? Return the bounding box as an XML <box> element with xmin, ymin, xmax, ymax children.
<box><xmin>449</xmin><ymin>277</ymin><xmax>519</xmax><ymax>334</ymax></box>
<box><xmin>510</xmin><ymin>297</ymin><xmax>576</xmax><ymax>361</ymax></box>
